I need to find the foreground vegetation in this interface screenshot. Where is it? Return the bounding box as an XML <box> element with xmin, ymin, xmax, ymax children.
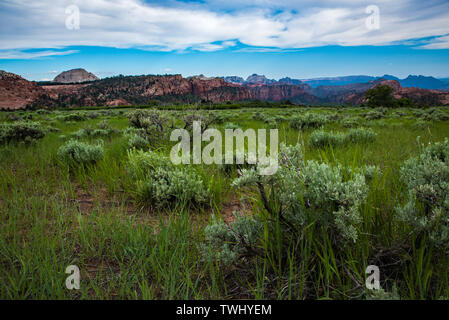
<box><xmin>1</xmin><ymin>105</ymin><xmax>449</xmax><ymax>300</ymax></box>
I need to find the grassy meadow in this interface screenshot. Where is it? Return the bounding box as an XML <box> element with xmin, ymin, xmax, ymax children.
<box><xmin>1</xmin><ymin>105</ymin><xmax>449</xmax><ymax>300</ymax></box>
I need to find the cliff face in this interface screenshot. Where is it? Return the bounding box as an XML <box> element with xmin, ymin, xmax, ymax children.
<box><xmin>35</xmin><ymin>75</ymin><xmax>253</xmax><ymax>107</ymax></box>
<box><xmin>0</xmin><ymin>71</ymin><xmax>45</xmax><ymax>110</ymax></box>
<box><xmin>53</xmin><ymin>68</ymin><xmax>99</xmax><ymax>83</ymax></box>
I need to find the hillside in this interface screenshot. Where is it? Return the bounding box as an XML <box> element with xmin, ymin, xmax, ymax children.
<box><xmin>0</xmin><ymin>71</ymin><xmax>45</xmax><ymax>110</ymax></box>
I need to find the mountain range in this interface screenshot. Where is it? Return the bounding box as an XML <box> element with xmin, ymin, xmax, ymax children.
<box><xmin>0</xmin><ymin>69</ymin><xmax>448</xmax><ymax>110</ymax></box>
<box><xmin>223</xmin><ymin>74</ymin><xmax>449</xmax><ymax>90</ymax></box>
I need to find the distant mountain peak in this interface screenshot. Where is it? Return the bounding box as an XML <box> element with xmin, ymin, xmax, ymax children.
<box><xmin>53</xmin><ymin>68</ymin><xmax>99</xmax><ymax>83</ymax></box>
<box><xmin>245</xmin><ymin>74</ymin><xmax>276</xmax><ymax>85</ymax></box>
<box><xmin>400</xmin><ymin>74</ymin><xmax>448</xmax><ymax>90</ymax></box>
<box><xmin>380</xmin><ymin>74</ymin><xmax>400</xmax><ymax>81</ymax></box>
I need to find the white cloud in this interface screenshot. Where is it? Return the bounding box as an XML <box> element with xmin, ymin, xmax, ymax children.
<box><xmin>419</xmin><ymin>35</ymin><xmax>449</xmax><ymax>49</ymax></box>
<box><xmin>0</xmin><ymin>49</ymin><xmax>79</xmax><ymax>59</ymax></box>
<box><xmin>0</xmin><ymin>0</ymin><xmax>448</xmax><ymax>55</ymax></box>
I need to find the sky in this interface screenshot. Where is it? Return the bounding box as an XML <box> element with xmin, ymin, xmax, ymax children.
<box><xmin>0</xmin><ymin>0</ymin><xmax>449</xmax><ymax>81</ymax></box>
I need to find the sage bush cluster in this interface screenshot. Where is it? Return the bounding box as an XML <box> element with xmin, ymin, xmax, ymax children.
<box><xmin>202</xmin><ymin>213</ymin><xmax>263</xmax><ymax>266</ymax></box>
<box><xmin>0</xmin><ymin>121</ymin><xmax>46</xmax><ymax>144</ymax></box>
<box><xmin>127</xmin><ymin>149</ymin><xmax>210</xmax><ymax>208</ymax></box>
<box><xmin>341</xmin><ymin>117</ymin><xmax>360</xmax><ymax>128</ymax></box>
<box><xmin>289</xmin><ymin>113</ymin><xmax>328</xmax><ymax>130</ymax></box>
<box><xmin>203</xmin><ymin>143</ymin><xmax>370</xmax><ymax>267</ymax></box>
<box><xmin>396</xmin><ymin>139</ymin><xmax>449</xmax><ymax>250</ymax></box>
<box><xmin>422</xmin><ymin>108</ymin><xmax>449</xmax><ymax>122</ymax></box>
<box><xmin>57</xmin><ymin>139</ymin><xmax>104</xmax><ymax>166</ymax></box>
<box><xmin>70</xmin><ymin>121</ymin><xmax>119</xmax><ymax>139</ymax></box>
<box><xmin>128</xmin><ymin>109</ymin><xmax>172</xmax><ymax>147</ymax></box>
<box><xmin>56</xmin><ymin>112</ymin><xmax>87</xmax><ymax>122</ymax></box>
<box><xmin>309</xmin><ymin>128</ymin><xmax>377</xmax><ymax>148</ymax></box>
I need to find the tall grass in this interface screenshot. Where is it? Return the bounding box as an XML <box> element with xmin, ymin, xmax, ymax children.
<box><xmin>1</xmin><ymin>106</ymin><xmax>449</xmax><ymax>299</ymax></box>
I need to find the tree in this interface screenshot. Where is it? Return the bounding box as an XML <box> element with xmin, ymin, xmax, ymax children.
<box><xmin>396</xmin><ymin>97</ymin><xmax>414</xmax><ymax>108</ymax></box>
<box><xmin>365</xmin><ymin>85</ymin><xmax>396</xmax><ymax>108</ymax></box>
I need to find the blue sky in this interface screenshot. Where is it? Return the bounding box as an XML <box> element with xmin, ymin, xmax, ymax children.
<box><xmin>0</xmin><ymin>0</ymin><xmax>449</xmax><ymax>81</ymax></box>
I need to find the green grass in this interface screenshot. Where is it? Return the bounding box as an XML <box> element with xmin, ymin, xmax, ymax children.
<box><xmin>1</xmin><ymin>106</ymin><xmax>449</xmax><ymax>299</ymax></box>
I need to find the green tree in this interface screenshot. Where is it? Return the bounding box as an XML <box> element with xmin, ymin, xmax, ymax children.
<box><xmin>365</xmin><ymin>85</ymin><xmax>396</xmax><ymax>108</ymax></box>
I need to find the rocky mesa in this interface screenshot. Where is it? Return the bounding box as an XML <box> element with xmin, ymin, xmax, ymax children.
<box><xmin>53</xmin><ymin>68</ymin><xmax>99</xmax><ymax>83</ymax></box>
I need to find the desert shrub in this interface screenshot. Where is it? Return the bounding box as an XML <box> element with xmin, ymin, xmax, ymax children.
<box><xmin>128</xmin><ymin>109</ymin><xmax>167</xmax><ymax>130</ymax></box>
<box><xmin>346</xmin><ymin>128</ymin><xmax>377</xmax><ymax>144</ymax></box>
<box><xmin>263</xmin><ymin>116</ymin><xmax>274</xmax><ymax>123</ymax></box>
<box><xmin>290</xmin><ymin>113</ymin><xmax>328</xmax><ymax>129</ymax></box>
<box><xmin>232</xmin><ymin>143</ymin><xmax>369</xmax><ymax>244</ymax></box>
<box><xmin>328</xmin><ymin>113</ymin><xmax>340</xmax><ymax>122</ymax></box>
<box><xmin>393</xmin><ymin>110</ymin><xmax>407</xmax><ymax>117</ymax></box>
<box><xmin>411</xmin><ymin>109</ymin><xmax>426</xmax><ymax>118</ymax></box>
<box><xmin>127</xmin><ymin>149</ymin><xmax>209</xmax><ymax>208</ymax></box>
<box><xmin>70</xmin><ymin>128</ymin><xmax>89</xmax><ymax>139</ymax></box>
<box><xmin>123</xmin><ymin>126</ymin><xmax>146</xmax><ymax>137</ymax></box>
<box><xmin>263</xmin><ymin>117</ymin><xmax>277</xmax><ymax>127</ymax></box>
<box><xmin>6</xmin><ymin>113</ymin><xmax>21</xmax><ymax>121</ymax></box>
<box><xmin>0</xmin><ymin>121</ymin><xmax>46</xmax><ymax>144</ymax></box>
<box><xmin>45</xmin><ymin>126</ymin><xmax>60</xmax><ymax>133</ymax></box>
<box><xmin>96</xmin><ymin>120</ymin><xmax>109</xmax><ymax>130</ymax></box>
<box><xmin>412</xmin><ymin>120</ymin><xmax>430</xmax><ymax>130</ymax></box>
<box><xmin>128</xmin><ymin>109</ymin><xmax>170</xmax><ymax>146</ymax></box>
<box><xmin>273</xmin><ymin>115</ymin><xmax>287</xmax><ymax>122</ymax></box>
<box><xmin>183</xmin><ymin>112</ymin><xmax>215</xmax><ymax>134</ymax></box>
<box><xmin>57</xmin><ymin>139</ymin><xmax>104</xmax><ymax>166</ymax></box>
<box><xmin>366</xmin><ymin>285</ymin><xmax>401</xmax><ymax>300</ymax></box>
<box><xmin>364</xmin><ymin>110</ymin><xmax>385</xmax><ymax>120</ymax></box>
<box><xmin>21</xmin><ymin>113</ymin><xmax>33</xmax><ymax>120</ymax></box>
<box><xmin>56</xmin><ymin>112</ymin><xmax>87</xmax><ymax>122</ymax></box>
<box><xmin>341</xmin><ymin>117</ymin><xmax>360</xmax><ymax>128</ymax></box>
<box><xmin>308</xmin><ymin>130</ymin><xmax>346</xmax><ymax>148</ymax></box>
<box><xmin>99</xmin><ymin>110</ymin><xmax>116</xmax><ymax>117</ymax></box>
<box><xmin>308</xmin><ymin>128</ymin><xmax>376</xmax><ymax>148</ymax></box>
<box><xmin>396</xmin><ymin>139</ymin><xmax>449</xmax><ymax>250</ymax></box>
<box><xmin>211</xmin><ymin>113</ymin><xmax>225</xmax><ymax>124</ymax></box>
<box><xmin>36</xmin><ymin>109</ymin><xmax>51</xmax><ymax>115</ymax></box>
<box><xmin>127</xmin><ymin>133</ymin><xmax>150</xmax><ymax>150</ymax></box>
<box><xmin>87</xmin><ymin>112</ymin><xmax>100</xmax><ymax>119</ymax></box>
<box><xmin>90</xmin><ymin>129</ymin><xmax>111</xmax><ymax>137</ymax></box>
<box><xmin>70</xmin><ymin>121</ymin><xmax>119</xmax><ymax>139</ymax></box>
<box><xmin>252</xmin><ymin>112</ymin><xmax>266</xmax><ymax>121</ymax></box>
<box><xmin>202</xmin><ymin>213</ymin><xmax>264</xmax><ymax>266</ymax></box>
<box><xmin>423</xmin><ymin>108</ymin><xmax>449</xmax><ymax>122</ymax></box>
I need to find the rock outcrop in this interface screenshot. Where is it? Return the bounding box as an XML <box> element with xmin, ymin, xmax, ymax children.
<box><xmin>53</xmin><ymin>68</ymin><xmax>99</xmax><ymax>83</ymax></box>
